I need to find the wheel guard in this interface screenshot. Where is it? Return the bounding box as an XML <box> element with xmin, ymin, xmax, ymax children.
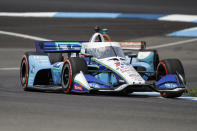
<box><xmin>155</xmin><ymin>74</ymin><xmax>186</xmax><ymax>92</ymax></box>
<box><xmin>72</xmin><ymin>71</ymin><xmax>112</xmax><ymax>93</ymax></box>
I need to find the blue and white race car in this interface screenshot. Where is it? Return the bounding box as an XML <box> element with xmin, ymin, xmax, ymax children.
<box><xmin>20</xmin><ymin>29</ymin><xmax>186</xmax><ymax>98</ymax></box>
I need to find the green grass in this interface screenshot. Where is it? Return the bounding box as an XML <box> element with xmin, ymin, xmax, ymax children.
<box><xmin>184</xmin><ymin>88</ymin><xmax>197</xmax><ymax>97</ymax></box>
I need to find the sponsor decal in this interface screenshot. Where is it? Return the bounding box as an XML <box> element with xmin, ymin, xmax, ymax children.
<box><xmin>30</xmin><ymin>65</ymin><xmax>35</xmax><ymax>73</ymax></box>
<box><xmin>74</xmin><ymin>85</ymin><xmax>83</xmax><ymax>91</ymax></box>
<box><xmin>53</xmin><ymin>62</ymin><xmax>63</xmax><ymax>71</ymax></box>
<box><xmin>129</xmin><ymin>74</ymin><xmax>137</xmax><ymax>77</ymax></box>
<box><xmin>120</xmin><ymin>42</ymin><xmax>146</xmax><ymax>50</ymax></box>
<box><xmin>118</xmin><ymin>79</ymin><xmax>125</xmax><ymax>83</ymax></box>
<box><xmin>121</xmin><ymin>61</ymin><xmax>130</xmax><ymax>66</ymax></box>
<box><xmin>55</xmin><ymin>42</ymin><xmax>81</xmax><ymax>51</ymax></box>
<box><xmin>115</xmin><ymin>62</ymin><xmax>120</xmax><ymax>67</ymax></box>
<box><xmin>33</xmin><ymin>56</ymin><xmax>49</xmax><ymax>65</ymax></box>
<box><xmin>116</xmin><ymin>61</ymin><xmax>130</xmax><ymax>69</ymax></box>
<box><xmin>120</xmin><ymin>67</ymin><xmax>131</xmax><ymax>73</ymax></box>
<box><xmin>53</xmin><ymin>62</ymin><xmax>63</xmax><ymax>68</ymax></box>
<box><xmin>89</xmin><ymin>83</ymin><xmax>100</xmax><ymax>88</ymax></box>
<box><xmin>38</xmin><ymin>60</ymin><xmax>49</xmax><ymax>64</ymax></box>
<box><xmin>164</xmin><ymin>83</ymin><xmax>178</xmax><ymax>88</ymax></box>
<box><xmin>93</xmin><ymin>58</ymin><xmax>129</xmax><ymax>83</ymax></box>
<box><xmin>33</xmin><ymin>56</ymin><xmax>40</xmax><ymax>59</ymax></box>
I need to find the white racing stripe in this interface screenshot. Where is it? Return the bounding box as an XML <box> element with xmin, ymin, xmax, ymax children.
<box><xmin>0</xmin><ymin>30</ymin><xmax>52</xmax><ymax>41</ymax></box>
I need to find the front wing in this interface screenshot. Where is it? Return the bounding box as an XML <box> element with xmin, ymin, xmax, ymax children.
<box><xmin>72</xmin><ymin>71</ymin><xmax>186</xmax><ymax>94</ymax></box>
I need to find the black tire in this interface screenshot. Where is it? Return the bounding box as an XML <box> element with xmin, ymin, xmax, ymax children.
<box><xmin>153</xmin><ymin>50</ymin><xmax>160</xmax><ymax>71</ymax></box>
<box><xmin>156</xmin><ymin>59</ymin><xmax>185</xmax><ymax>81</ymax></box>
<box><xmin>156</xmin><ymin>58</ymin><xmax>186</xmax><ymax>98</ymax></box>
<box><xmin>20</xmin><ymin>52</ymin><xmax>47</xmax><ymax>91</ymax></box>
<box><xmin>61</xmin><ymin>57</ymin><xmax>88</xmax><ymax>94</ymax></box>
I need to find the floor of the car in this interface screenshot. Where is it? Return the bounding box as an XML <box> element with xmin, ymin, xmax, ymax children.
<box><xmin>31</xmin><ymin>85</ymin><xmax>62</xmax><ymax>91</ymax></box>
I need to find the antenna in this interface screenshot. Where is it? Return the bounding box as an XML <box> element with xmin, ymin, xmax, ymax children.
<box><xmin>94</xmin><ymin>26</ymin><xmax>100</xmax><ymax>33</ymax></box>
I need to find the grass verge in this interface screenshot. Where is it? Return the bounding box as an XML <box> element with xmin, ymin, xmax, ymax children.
<box><xmin>184</xmin><ymin>88</ymin><xmax>197</xmax><ymax>97</ymax></box>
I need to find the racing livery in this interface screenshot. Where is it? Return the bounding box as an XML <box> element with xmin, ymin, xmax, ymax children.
<box><xmin>20</xmin><ymin>28</ymin><xmax>187</xmax><ymax>98</ymax></box>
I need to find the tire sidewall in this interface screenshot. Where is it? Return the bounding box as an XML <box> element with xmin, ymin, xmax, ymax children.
<box><xmin>156</xmin><ymin>59</ymin><xmax>185</xmax><ymax>81</ymax></box>
<box><xmin>61</xmin><ymin>57</ymin><xmax>88</xmax><ymax>94</ymax></box>
<box><xmin>20</xmin><ymin>51</ymin><xmax>48</xmax><ymax>91</ymax></box>
<box><xmin>156</xmin><ymin>58</ymin><xmax>186</xmax><ymax>98</ymax></box>
<box><xmin>20</xmin><ymin>55</ymin><xmax>29</xmax><ymax>90</ymax></box>
<box><xmin>61</xmin><ymin>59</ymin><xmax>73</xmax><ymax>94</ymax></box>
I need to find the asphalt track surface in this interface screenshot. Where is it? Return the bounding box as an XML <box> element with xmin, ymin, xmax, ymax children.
<box><xmin>0</xmin><ymin>0</ymin><xmax>197</xmax><ymax>131</ymax></box>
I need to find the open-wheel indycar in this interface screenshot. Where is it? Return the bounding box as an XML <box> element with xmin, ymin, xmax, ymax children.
<box><xmin>20</xmin><ymin>28</ymin><xmax>187</xmax><ymax>98</ymax></box>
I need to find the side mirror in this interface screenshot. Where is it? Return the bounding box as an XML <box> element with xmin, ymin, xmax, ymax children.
<box><xmin>85</xmin><ymin>54</ymin><xmax>93</xmax><ymax>64</ymax></box>
<box><xmin>128</xmin><ymin>54</ymin><xmax>137</xmax><ymax>64</ymax></box>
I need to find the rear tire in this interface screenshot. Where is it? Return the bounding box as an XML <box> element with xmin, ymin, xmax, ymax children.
<box><xmin>20</xmin><ymin>52</ymin><xmax>47</xmax><ymax>91</ymax></box>
<box><xmin>61</xmin><ymin>57</ymin><xmax>88</xmax><ymax>94</ymax></box>
<box><xmin>156</xmin><ymin>58</ymin><xmax>186</xmax><ymax>98</ymax></box>
<box><xmin>20</xmin><ymin>55</ymin><xmax>29</xmax><ymax>91</ymax></box>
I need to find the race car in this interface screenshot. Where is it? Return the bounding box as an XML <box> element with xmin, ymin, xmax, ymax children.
<box><xmin>20</xmin><ymin>28</ymin><xmax>187</xmax><ymax>98</ymax></box>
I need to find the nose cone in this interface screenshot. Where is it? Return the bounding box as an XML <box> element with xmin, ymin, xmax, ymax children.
<box><xmin>100</xmin><ymin>58</ymin><xmax>145</xmax><ymax>85</ymax></box>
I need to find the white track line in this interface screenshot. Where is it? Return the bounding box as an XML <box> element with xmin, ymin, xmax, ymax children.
<box><xmin>0</xmin><ymin>30</ymin><xmax>52</xmax><ymax>71</ymax></box>
<box><xmin>158</xmin><ymin>14</ymin><xmax>197</xmax><ymax>22</ymax></box>
<box><xmin>0</xmin><ymin>67</ymin><xmax>19</xmax><ymax>70</ymax></box>
<box><xmin>0</xmin><ymin>12</ymin><xmax>56</xmax><ymax>18</ymax></box>
<box><xmin>0</xmin><ymin>30</ymin><xmax>52</xmax><ymax>41</ymax></box>
<box><xmin>133</xmin><ymin>92</ymin><xmax>197</xmax><ymax>101</ymax></box>
<box><xmin>147</xmin><ymin>38</ymin><xmax>197</xmax><ymax>49</ymax></box>
<box><xmin>179</xmin><ymin>96</ymin><xmax>197</xmax><ymax>101</ymax></box>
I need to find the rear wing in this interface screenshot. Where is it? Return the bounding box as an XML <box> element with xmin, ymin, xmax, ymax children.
<box><xmin>36</xmin><ymin>41</ymin><xmax>82</xmax><ymax>53</ymax></box>
<box><xmin>120</xmin><ymin>41</ymin><xmax>146</xmax><ymax>50</ymax></box>
<box><xmin>35</xmin><ymin>41</ymin><xmax>146</xmax><ymax>53</ymax></box>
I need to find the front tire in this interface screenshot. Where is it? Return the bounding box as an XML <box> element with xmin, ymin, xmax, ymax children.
<box><xmin>156</xmin><ymin>58</ymin><xmax>185</xmax><ymax>81</ymax></box>
<box><xmin>156</xmin><ymin>58</ymin><xmax>186</xmax><ymax>98</ymax></box>
<box><xmin>61</xmin><ymin>57</ymin><xmax>88</xmax><ymax>94</ymax></box>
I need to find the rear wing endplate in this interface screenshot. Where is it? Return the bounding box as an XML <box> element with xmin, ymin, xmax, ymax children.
<box><xmin>36</xmin><ymin>41</ymin><xmax>82</xmax><ymax>53</ymax></box>
<box><xmin>120</xmin><ymin>41</ymin><xmax>146</xmax><ymax>50</ymax></box>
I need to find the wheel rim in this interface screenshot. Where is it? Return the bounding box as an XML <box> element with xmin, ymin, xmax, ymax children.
<box><xmin>157</xmin><ymin>62</ymin><xmax>168</xmax><ymax>80</ymax></box>
<box><xmin>63</xmin><ymin>63</ymin><xmax>70</xmax><ymax>89</ymax></box>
